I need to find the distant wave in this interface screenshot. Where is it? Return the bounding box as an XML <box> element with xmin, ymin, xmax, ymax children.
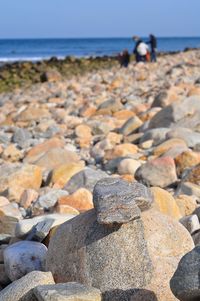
<box><xmin>0</xmin><ymin>55</ymin><xmax>67</xmax><ymax>63</ymax></box>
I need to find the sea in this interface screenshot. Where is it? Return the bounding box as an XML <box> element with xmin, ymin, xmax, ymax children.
<box><xmin>0</xmin><ymin>37</ymin><xmax>200</xmax><ymax>63</ymax></box>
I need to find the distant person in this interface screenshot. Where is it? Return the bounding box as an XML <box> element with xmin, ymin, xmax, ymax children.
<box><xmin>132</xmin><ymin>36</ymin><xmax>149</xmax><ymax>63</ymax></box>
<box><xmin>118</xmin><ymin>49</ymin><xmax>130</xmax><ymax>67</ymax></box>
<box><xmin>148</xmin><ymin>34</ymin><xmax>157</xmax><ymax>62</ymax></box>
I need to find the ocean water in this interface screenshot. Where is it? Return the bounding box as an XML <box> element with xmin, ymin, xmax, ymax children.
<box><xmin>0</xmin><ymin>37</ymin><xmax>200</xmax><ymax>63</ymax></box>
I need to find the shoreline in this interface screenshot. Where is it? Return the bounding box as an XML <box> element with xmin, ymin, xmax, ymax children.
<box><xmin>0</xmin><ymin>47</ymin><xmax>198</xmax><ymax>94</ymax></box>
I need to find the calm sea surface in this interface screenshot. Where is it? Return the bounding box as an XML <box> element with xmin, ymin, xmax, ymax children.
<box><xmin>0</xmin><ymin>37</ymin><xmax>200</xmax><ymax>62</ymax></box>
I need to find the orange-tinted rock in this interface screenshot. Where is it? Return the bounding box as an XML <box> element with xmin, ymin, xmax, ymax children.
<box><xmin>16</xmin><ymin>106</ymin><xmax>51</xmax><ymax>122</ymax></box>
<box><xmin>188</xmin><ymin>87</ymin><xmax>200</xmax><ymax>97</ymax></box>
<box><xmin>25</xmin><ymin>137</ymin><xmax>65</xmax><ymax>163</ymax></box>
<box><xmin>151</xmin><ymin>187</ymin><xmax>182</xmax><ymax>219</ymax></box>
<box><xmin>75</xmin><ymin>124</ymin><xmax>92</xmax><ymax>139</ymax></box>
<box><xmin>153</xmin><ymin>139</ymin><xmax>187</xmax><ymax>156</ymax></box>
<box><xmin>2</xmin><ymin>144</ymin><xmax>23</xmax><ymax>162</ymax></box>
<box><xmin>50</xmin><ymin>162</ymin><xmax>85</xmax><ymax>188</ymax></box>
<box><xmin>175</xmin><ymin>150</ymin><xmax>200</xmax><ymax>175</ymax></box>
<box><xmin>113</xmin><ymin>110</ymin><xmax>135</xmax><ymax>120</ymax></box>
<box><xmin>106</xmin><ymin>132</ymin><xmax>123</xmax><ymax>145</ymax></box>
<box><xmin>0</xmin><ymin>197</ymin><xmax>9</xmax><ymax>207</ymax></box>
<box><xmin>175</xmin><ymin>194</ymin><xmax>197</xmax><ymax>216</ymax></box>
<box><xmin>58</xmin><ymin>188</ymin><xmax>93</xmax><ymax>212</ymax></box>
<box><xmin>56</xmin><ymin>204</ymin><xmax>80</xmax><ymax>215</ymax></box>
<box><xmin>104</xmin><ymin>143</ymin><xmax>138</xmax><ymax>160</ymax></box>
<box><xmin>183</xmin><ymin>163</ymin><xmax>200</xmax><ymax>185</ymax></box>
<box><xmin>20</xmin><ymin>189</ymin><xmax>39</xmax><ymax>209</ymax></box>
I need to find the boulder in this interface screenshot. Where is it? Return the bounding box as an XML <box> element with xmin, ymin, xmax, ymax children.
<box><xmin>170</xmin><ymin>246</ymin><xmax>200</xmax><ymax>301</ymax></box>
<box><xmin>135</xmin><ymin>156</ymin><xmax>177</xmax><ymax>188</ymax></box>
<box><xmin>175</xmin><ymin>150</ymin><xmax>200</xmax><ymax>176</ymax></box>
<box><xmin>40</xmin><ymin>70</ymin><xmax>62</xmax><ymax>82</ymax></box>
<box><xmin>167</xmin><ymin>128</ymin><xmax>200</xmax><ymax>148</ymax></box>
<box><xmin>4</xmin><ymin>241</ymin><xmax>47</xmax><ymax>281</ymax></box>
<box><xmin>153</xmin><ymin>138</ymin><xmax>187</xmax><ymax>157</ymax></box>
<box><xmin>33</xmin><ymin>282</ymin><xmax>101</xmax><ymax>301</ymax></box>
<box><xmin>0</xmin><ymin>271</ymin><xmax>54</xmax><ymax>301</ymax></box>
<box><xmin>117</xmin><ymin>158</ymin><xmax>141</xmax><ymax>175</ymax></box>
<box><xmin>93</xmin><ymin>178</ymin><xmax>153</xmax><ymax>225</ymax></box>
<box><xmin>119</xmin><ymin>116</ymin><xmax>143</xmax><ymax>136</ymax></box>
<box><xmin>46</xmin><ymin>209</ymin><xmax>153</xmax><ymax>301</ymax></box>
<box><xmin>139</xmin><ymin>128</ymin><xmax>169</xmax><ymax>146</ymax></box>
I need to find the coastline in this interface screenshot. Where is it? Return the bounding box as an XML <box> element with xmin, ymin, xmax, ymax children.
<box><xmin>0</xmin><ymin>47</ymin><xmax>198</xmax><ymax>94</ymax></box>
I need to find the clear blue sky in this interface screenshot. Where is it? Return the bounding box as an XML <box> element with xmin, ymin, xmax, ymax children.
<box><xmin>1</xmin><ymin>0</ymin><xmax>200</xmax><ymax>38</ymax></box>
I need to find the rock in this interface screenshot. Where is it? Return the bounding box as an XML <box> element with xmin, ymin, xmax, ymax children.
<box><xmin>175</xmin><ymin>195</ymin><xmax>197</xmax><ymax>216</ymax></box>
<box><xmin>64</xmin><ymin>168</ymin><xmax>108</xmax><ymax>194</ymax></box>
<box><xmin>141</xmin><ymin>209</ymin><xmax>194</xmax><ymax>301</ymax></box>
<box><xmin>117</xmin><ymin>158</ymin><xmax>141</xmax><ymax>175</ymax></box>
<box><xmin>151</xmin><ymin>187</ymin><xmax>182</xmax><ymax>219</ymax></box>
<box><xmin>40</xmin><ymin>70</ymin><xmax>62</xmax><ymax>82</ymax></box>
<box><xmin>12</xmin><ymin>128</ymin><xmax>32</xmax><ymax>149</ymax></box>
<box><xmin>0</xmin><ymin>197</ymin><xmax>9</xmax><ymax>207</ymax></box>
<box><xmin>104</xmin><ymin>143</ymin><xmax>138</xmax><ymax>160</ymax></box>
<box><xmin>175</xmin><ymin>150</ymin><xmax>200</xmax><ymax>176</ymax></box>
<box><xmin>0</xmin><ymin>163</ymin><xmax>42</xmax><ymax>202</ymax></box>
<box><xmin>33</xmin><ymin>282</ymin><xmax>102</xmax><ymax>301</ymax></box>
<box><xmin>135</xmin><ymin>156</ymin><xmax>177</xmax><ymax>188</ymax></box>
<box><xmin>167</xmin><ymin>128</ymin><xmax>200</xmax><ymax>148</ymax></box>
<box><xmin>182</xmin><ymin>163</ymin><xmax>200</xmax><ymax>185</ymax></box>
<box><xmin>0</xmin><ymin>271</ymin><xmax>54</xmax><ymax>301</ymax></box>
<box><xmin>19</xmin><ymin>189</ymin><xmax>39</xmax><ymax>209</ymax></box>
<box><xmin>26</xmin><ymin>148</ymin><xmax>80</xmax><ymax>171</ymax></box>
<box><xmin>0</xmin><ymin>203</ymin><xmax>22</xmax><ymax>220</ymax></box>
<box><xmin>139</xmin><ymin>128</ymin><xmax>169</xmax><ymax>146</ymax></box>
<box><xmin>120</xmin><ymin>116</ymin><xmax>143</xmax><ymax>136</ymax></box>
<box><xmin>34</xmin><ymin>189</ymin><xmax>68</xmax><ymax>211</ymax></box>
<box><xmin>49</xmin><ymin>162</ymin><xmax>85</xmax><ymax>188</ymax></box>
<box><xmin>55</xmin><ymin>204</ymin><xmax>80</xmax><ymax>215</ymax></box>
<box><xmin>0</xmin><ymin>264</ymin><xmax>10</xmax><ymax>287</ymax></box>
<box><xmin>24</xmin><ymin>138</ymin><xmax>64</xmax><ymax>164</ymax></box>
<box><xmin>16</xmin><ymin>107</ymin><xmax>51</xmax><ymax>122</ymax></box>
<box><xmin>151</xmin><ymin>90</ymin><xmax>179</xmax><ymax>108</ymax></box>
<box><xmin>2</xmin><ymin>145</ymin><xmax>23</xmax><ymax>162</ymax></box>
<box><xmin>46</xmin><ymin>209</ymin><xmax>153</xmax><ymax>301</ymax></box>
<box><xmin>57</xmin><ymin>188</ymin><xmax>93</xmax><ymax>212</ymax></box>
<box><xmin>4</xmin><ymin>241</ymin><xmax>47</xmax><ymax>281</ymax></box>
<box><xmin>0</xmin><ymin>216</ymin><xmax>19</xmax><ymax>236</ymax></box>
<box><xmin>180</xmin><ymin>214</ymin><xmax>200</xmax><ymax>235</ymax></box>
<box><xmin>170</xmin><ymin>246</ymin><xmax>200</xmax><ymax>301</ymax></box>
<box><xmin>148</xmin><ymin>96</ymin><xmax>200</xmax><ymax>130</ymax></box>
<box><xmin>176</xmin><ymin>182</ymin><xmax>200</xmax><ymax>199</ymax></box>
<box><xmin>15</xmin><ymin>213</ymin><xmax>76</xmax><ymax>238</ymax></box>
<box><xmin>96</xmin><ymin>99</ymin><xmax>123</xmax><ymax>115</ymax></box>
<box><xmin>25</xmin><ymin>219</ymin><xmax>55</xmax><ymax>242</ymax></box>
<box><xmin>153</xmin><ymin>138</ymin><xmax>187</xmax><ymax>156</ymax></box>
<box><xmin>93</xmin><ymin>178</ymin><xmax>153</xmax><ymax>225</ymax></box>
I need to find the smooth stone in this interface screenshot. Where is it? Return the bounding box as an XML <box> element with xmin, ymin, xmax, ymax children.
<box><xmin>33</xmin><ymin>282</ymin><xmax>102</xmax><ymax>301</ymax></box>
<box><xmin>176</xmin><ymin>182</ymin><xmax>200</xmax><ymax>199</ymax></box>
<box><xmin>0</xmin><ymin>271</ymin><xmax>54</xmax><ymax>301</ymax></box>
<box><xmin>15</xmin><ymin>213</ymin><xmax>76</xmax><ymax>238</ymax></box>
<box><xmin>135</xmin><ymin>156</ymin><xmax>177</xmax><ymax>188</ymax></box>
<box><xmin>167</xmin><ymin>128</ymin><xmax>200</xmax><ymax>148</ymax></box>
<box><xmin>4</xmin><ymin>241</ymin><xmax>47</xmax><ymax>281</ymax></box>
<box><xmin>64</xmin><ymin>167</ymin><xmax>108</xmax><ymax>194</ymax></box>
<box><xmin>119</xmin><ymin>116</ymin><xmax>143</xmax><ymax>136</ymax></box>
<box><xmin>175</xmin><ymin>195</ymin><xmax>197</xmax><ymax>216</ymax></box>
<box><xmin>93</xmin><ymin>178</ymin><xmax>153</xmax><ymax>225</ymax></box>
<box><xmin>175</xmin><ymin>150</ymin><xmax>200</xmax><ymax>176</ymax></box>
<box><xmin>139</xmin><ymin>128</ymin><xmax>169</xmax><ymax>146</ymax></box>
<box><xmin>117</xmin><ymin>158</ymin><xmax>141</xmax><ymax>175</ymax></box>
<box><xmin>170</xmin><ymin>246</ymin><xmax>200</xmax><ymax>301</ymax></box>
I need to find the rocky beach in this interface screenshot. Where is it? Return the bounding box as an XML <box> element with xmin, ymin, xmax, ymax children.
<box><xmin>0</xmin><ymin>49</ymin><xmax>200</xmax><ymax>300</ymax></box>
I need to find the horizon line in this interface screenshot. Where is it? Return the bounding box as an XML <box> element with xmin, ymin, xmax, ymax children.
<box><xmin>0</xmin><ymin>36</ymin><xmax>200</xmax><ymax>40</ymax></box>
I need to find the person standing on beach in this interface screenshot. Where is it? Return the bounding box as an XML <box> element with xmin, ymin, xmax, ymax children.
<box><xmin>132</xmin><ymin>36</ymin><xmax>148</xmax><ymax>63</ymax></box>
<box><xmin>148</xmin><ymin>34</ymin><xmax>157</xmax><ymax>62</ymax></box>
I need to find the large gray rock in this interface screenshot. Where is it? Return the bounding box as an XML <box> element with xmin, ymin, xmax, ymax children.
<box><xmin>93</xmin><ymin>178</ymin><xmax>153</xmax><ymax>225</ymax></box>
<box><xmin>4</xmin><ymin>241</ymin><xmax>47</xmax><ymax>281</ymax></box>
<box><xmin>34</xmin><ymin>189</ymin><xmax>69</xmax><ymax>210</ymax></box>
<box><xmin>148</xmin><ymin>96</ymin><xmax>200</xmax><ymax>130</ymax></box>
<box><xmin>33</xmin><ymin>282</ymin><xmax>102</xmax><ymax>301</ymax></box>
<box><xmin>46</xmin><ymin>209</ymin><xmax>153</xmax><ymax>301</ymax></box>
<box><xmin>135</xmin><ymin>156</ymin><xmax>177</xmax><ymax>188</ymax></box>
<box><xmin>0</xmin><ymin>271</ymin><xmax>54</xmax><ymax>301</ymax></box>
<box><xmin>139</xmin><ymin>128</ymin><xmax>169</xmax><ymax>146</ymax></box>
<box><xmin>170</xmin><ymin>246</ymin><xmax>200</xmax><ymax>301</ymax></box>
<box><xmin>12</xmin><ymin>128</ymin><xmax>32</xmax><ymax>149</ymax></box>
<box><xmin>167</xmin><ymin>128</ymin><xmax>200</xmax><ymax>148</ymax></box>
<box><xmin>64</xmin><ymin>168</ymin><xmax>108</xmax><ymax>194</ymax></box>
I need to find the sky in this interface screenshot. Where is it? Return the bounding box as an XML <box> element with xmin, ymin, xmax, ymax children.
<box><xmin>1</xmin><ymin>0</ymin><xmax>200</xmax><ymax>38</ymax></box>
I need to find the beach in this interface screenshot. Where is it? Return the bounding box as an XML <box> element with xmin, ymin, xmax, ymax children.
<box><xmin>1</xmin><ymin>49</ymin><xmax>200</xmax><ymax>300</ymax></box>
